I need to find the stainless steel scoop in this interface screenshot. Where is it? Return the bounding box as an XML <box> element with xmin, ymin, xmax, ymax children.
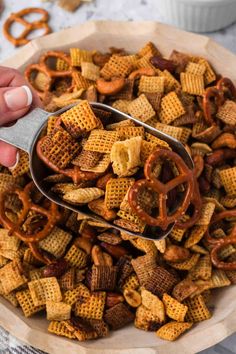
<box><xmin>0</xmin><ymin>102</ymin><xmax>193</xmax><ymax>240</ymax></box>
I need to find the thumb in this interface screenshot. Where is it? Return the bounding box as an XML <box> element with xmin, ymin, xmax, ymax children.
<box><xmin>0</xmin><ymin>141</ymin><xmax>18</xmax><ymax>168</ymax></box>
<box><xmin>0</xmin><ymin>85</ymin><xmax>33</xmax><ymax>168</ymax></box>
<box><xmin>0</xmin><ymin>85</ymin><xmax>33</xmax><ymax>125</ymax></box>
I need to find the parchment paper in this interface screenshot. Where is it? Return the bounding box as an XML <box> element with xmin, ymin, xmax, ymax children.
<box><xmin>1</xmin><ymin>20</ymin><xmax>236</xmax><ymax>354</ymax></box>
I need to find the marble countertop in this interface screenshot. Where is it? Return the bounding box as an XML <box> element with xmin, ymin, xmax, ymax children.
<box><xmin>0</xmin><ymin>0</ymin><xmax>236</xmax><ymax>353</ymax></box>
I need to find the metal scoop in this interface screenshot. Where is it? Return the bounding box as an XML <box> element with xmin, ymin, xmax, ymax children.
<box><xmin>0</xmin><ymin>102</ymin><xmax>193</xmax><ymax>240</ymax></box>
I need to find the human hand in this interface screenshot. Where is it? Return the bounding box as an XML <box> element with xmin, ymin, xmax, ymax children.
<box><xmin>0</xmin><ymin>66</ymin><xmax>42</xmax><ymax>167</ymax></box>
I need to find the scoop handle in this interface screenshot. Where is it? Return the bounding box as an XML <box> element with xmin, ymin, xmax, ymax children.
<box><xmin>0</xmin><ymin>108</ymin><xmax>48</xmax><ymax>153</ymax></box>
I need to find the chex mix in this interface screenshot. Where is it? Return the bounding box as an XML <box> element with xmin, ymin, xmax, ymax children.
<box><xmin>0</xmin><ymin>41</ymin><xmax>235</xmax><ymax>343</ymax></box>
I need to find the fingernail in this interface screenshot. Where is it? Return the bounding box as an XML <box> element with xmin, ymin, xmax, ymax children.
<box><xmin>4</xmin><ymin>85</ymin><xmax>33</xmax><ymax>111</ymax></box>
<box><xmin>9</xmin><ymin>151</ymin><xmax>20</xmax><ymax>170</ymax></box>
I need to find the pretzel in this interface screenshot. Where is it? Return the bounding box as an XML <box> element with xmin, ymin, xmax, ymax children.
<box><xmin>0</xmin><ymin>182</ymin><xmax>61</xmax><ymax>263</ymax></box>
<box><xmin>202</xmin><ymin>87</ymin><xmax>224</xmax><ymax>126</ymax></box>
<box><xmin>216</xmin><ymin>77</ymin><xmax>236</xmax><ymax>100</ymax></box>
<box><xmin>37</xmin><ymin>136</ymin><xmax>101</xmax><ymax>184</ymax></box>
<box><xmin>3</xmin><ymin>8</ymin><xmax>51</xmax><ymax>47</ymax></box>
<box><xmin>203</xmin><ymin>77</ymin><xmax>236</xmax><ymax>126</ymax></box>
<box><xmin>128</xmin><ymin>148</ymin><xmax>195</xmax><ymax>230</ymax></box>
<box><xmin>175</xmin><ymin>155</ymin><xmax>202</xmax><ymax>229</ymax></box>
<box><xmin>205</xmin><ymin>210</ymin><xmax>236</xmax><ymax>270</ymax></box>
<box><xmin>175</xmin><ymin>176</ymin><xmax>202</xmax><ymax>229</ymax></box>
<box><xmin>25</xmin><ymin>51</ymin><xmax>76</xmax><ymax>98</ymax></box>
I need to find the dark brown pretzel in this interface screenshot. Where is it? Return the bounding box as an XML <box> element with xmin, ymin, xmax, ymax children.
<box><xmin>3</xmin><ymin>8</ymin><xmax>51</xmax><ymax>47</ymax></box>
<box><xmin>0</xmin><ymin>182</ymin><xmax>61</xmax><ymax>263</ymax></box>
<box><xmin>203</xmin><ymin>87</ymin><xmax>224</xmax><ymax>126</ymax></box>
<box><xmin>128</xmin><ymin>148</ymin><xmax>195</xmax><ymax>230</ymax></box>
<box><xmin>216</xmin><ymin>77</ymin><xmax>236</xmax><ymax>100</ymax></box>
<box><xmin>25</xmin><ymin>51</ymin><xmax>77</xmax><ymax>98</ymax></box>
<box><xmin>205</xmin><ymin>210</ymin><xmax>236</xmax><ymax>270</ymax></box>
<box><xmin>195</xmin><ymin>77</ymin><xmax>236</xmax><ymax>142</ymax></box>
<box><xmin>202</xmin><ymin>77</ymin><xmax>236</xmax><ymax>127</ymax></box>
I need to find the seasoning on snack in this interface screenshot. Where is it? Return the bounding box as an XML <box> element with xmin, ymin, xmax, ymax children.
<box><xmin>0</xmin><ymin>40</ymin><xmax>235</xmax><ymax>344</ymax></box>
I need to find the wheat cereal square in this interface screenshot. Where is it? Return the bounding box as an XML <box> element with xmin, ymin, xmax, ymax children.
<box><xmin>128</xmin><ymin>94</ymin><xmax>156</xmax><ymax>122</ymax></box>
<box><xmin>46</xmin><ymin>301</ymin><xmax>71</xmax><ymax>321</ymax></box>
<box><xmin>84</xmin><ymin>129</ymin><xmax>118</xmax><ymax>153</ymax></box>
<box><xmin>105</xmin><ymin>178</ymin><xmax>134</xmax><ymax>209</ymax></box>
<box><xmin>163</xmin><ymin>293</ymin><xmax>188</xmax><ymax>322</ymax></box>
<box><xmin>81</xmin><ymin>61</ymin><xmax>100</xmax><ymax>81</ymax></box>
<box><xmin>61</xmin><ymin>101</ymin><xmax>99</xmax><ymax>137</ymax></box>
<box><xmin>139</xmin><ymin>76</ymin><xmax>165</xmax><ymax>94</ymax></box>
<box><xmin>28</xmin><ymin>277</ymin><xmax>62</xmax><ymax>306</ymax></box>
<box><xmin>181</xmin><ymin>73</ymin><xmax>205</xmax><ymax>96</ymax></box>
<box><xmin>39</xmin><ymin>227</ymin><xmax>72</xmax><ymax>259</ymax></box>
<box><xmin>160</xmin><ymin>91</ymin><xmax>185</xmax><ymax>124</ymax></box>
<box><xmin>70</xmin><ymin>48</ymin><xmax>93</xmax><ymax>67</ymax></box>
<box><xmin>16</xmin><ymin>289</ymin><xmax>45</xmax><ymax>317</ymax></box>
<box><xmin>0</xmin><ymin>259</ymin><xmax>27</xmax><ymax>295</ymax></box>
<box><xmin>186</xmin><ymin>62</ymin><xmax>206</xmax><ymax>76</ymax></box>
<box><xmin>156</xmin><ymin>321</ymin><xmax>192</xmax><ymax>341</ymax></box>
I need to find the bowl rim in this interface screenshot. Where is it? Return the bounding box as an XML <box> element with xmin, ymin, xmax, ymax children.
<box><xmin>1</xmin><ymin>19</ymin><xmax>236</xmax><ymax>354</ymax></box>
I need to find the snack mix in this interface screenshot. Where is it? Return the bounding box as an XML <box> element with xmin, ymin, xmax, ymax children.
<box><xmin>0</xmin><ymin>41</ymin><xmax>235</xmax><ymax>343</ymax></box>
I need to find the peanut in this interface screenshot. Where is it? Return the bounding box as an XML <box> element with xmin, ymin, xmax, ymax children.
<box><xmin>123</xmin><ymin>288</ymin><xmax>141</xmax><ymax>307</ymax></box>
<box><xmin>128</xmin><ymin>67</ymin><xmax>155</xmax><ymax>80</ymax></box>
<box><xmin>91</xmin><ymin>245</ymin><xmax>106</xmax><ymax>266</ymax></box>
<box><xmin>88</xmin><ymin>198</ymin><xmax>117</xmax><ymax>221</ymax></box>
<box><xmin>96</xmin><ymin>78</ymin><xmax>125</xmax><ymax>95</ymax></box>
<box><xmin>193</xmin><ymin>155</ymin><xmax>204</xmax><ymax>178</ymax></box>
<box><xmin>103</xmin><ymin>252</ymin><xmax>113</xmax><ymax>266</ymax></box>
<box><xmin>163</xmin><ymin>245</ymin><xmax>190</xmax><ymax>263</ymax></box>
<box><xmin>211</xmin><ymin>133</ymin><xmax>236</xmax><ymax>150</ymax></box>
<box><xmin>74</xmin><ymin>237</ymin><xmax>92</xmax><ymax>255</ymax></box>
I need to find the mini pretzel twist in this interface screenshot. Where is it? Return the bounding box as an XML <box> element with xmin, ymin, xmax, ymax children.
<box><xmin>203</xmin><ymin>87</ymin><xmax>224</xmax><ymax>126</ymax></box>
<box><xmin>175</xmin><ymin>176</ymin><xmax>202</xmax><ymax>229</ymax></box>
<box><xmin>3</xmin><ymin>8</ymin><xmax>51</xmax><ymax>47</ymax></box>
<box><xmin>205</xmin><ymin>210</ymin><xmax>236</xmax><ymax>270</ymax></box>
<box><xmin>175</xmin><ymin>154</ymin><xmax>203</xmax><ymax>229</ymax></box>
<box><xmin>202</xmin><ymin>77</ymin><xmax>236</xmax><ymax>127</ymax></box>
<box><xmin>0</xmin><ymin>182</ymin><xmax>61</xmax><ymax>264</ymax></box>
<box><xmin>216</xmin><ymin>77</ymin><xmax>236</xmax><ymax>100</ymax></box>
<box><xmin>37</xmin><ymin>135</ymin><xmax>101</xmax><ymax>184</ymax></box>
<box><xmin>25</xmin><ymin>51</ymin><xmax>76</xmax><ymax>98</ymax></box>
<box><xmin>128</xmin><ymin>148</ymin><xmax>195</xmax><ymax>230</ymax></box>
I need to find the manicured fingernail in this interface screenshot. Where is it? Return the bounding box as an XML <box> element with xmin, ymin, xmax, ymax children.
<box><xmin>9</xmin><ymin>151</ymin><xmax>20</xmax><ymax>170</ymax></box>
<box><xmin>4</xmin><ymin>85</ymin><xmax>33</xmax><ymax>111</ymax></box>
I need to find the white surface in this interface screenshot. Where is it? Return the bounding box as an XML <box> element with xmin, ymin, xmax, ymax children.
<box><xmin>1</xmin><ymin>0</ymin><xmax>236</xmax><ymax>62</ymax></box>
<box><xmin>155</xmin><ymin>0</ymin><xmax>236</xmax><ymax>32</ymax></box>
<box><xmin>0</xmin><ymin>1</ymin><xmax>236</xmax><ymax>354</ymax></box>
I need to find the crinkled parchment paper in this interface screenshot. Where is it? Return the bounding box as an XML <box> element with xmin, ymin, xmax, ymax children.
<box><xmin>1</xmin><ymin>20</ymin><xmax>236</xmax><ymax>354</ymax></box>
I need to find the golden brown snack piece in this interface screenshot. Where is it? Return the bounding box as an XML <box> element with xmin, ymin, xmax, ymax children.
<box><xmin>0</xmin><ymin>182</ymin><xmax>61</xmax><ymax>264</ymax></box>
<box><xmin>128</xmin><ymin>148</ymin><xmax>197</xmax><ymax>230</ymax></box>
<box><xmin>3</xmin><ymin>8</ymin><xmax>51</xmax><ymax>46</ymax></box>
<box><xmin>2</xmin><ymin>41</ymin><xmax>236</xmax><ymax>345</ymax></box>
<box><xmin>58</xmin><ymin>0</ymin><xmax>82</xmax><ymax>12</ymax></box>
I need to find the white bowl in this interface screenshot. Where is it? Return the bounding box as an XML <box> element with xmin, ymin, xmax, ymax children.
<box><xmin>156</xmin><ymin>0</ymin><xmax>236</xmax><ymax>32</ymax></box>
<box><xmin>2</xmin><ymin>21</ymin><xmax>236</xmax><ymax>354</ymax></box>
